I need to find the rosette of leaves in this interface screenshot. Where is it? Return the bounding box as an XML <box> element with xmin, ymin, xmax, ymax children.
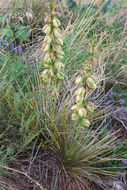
<box><xmin>40</xmin><ymin>0</ymin><xmax>64</xmax><ymax>85</ymax></box>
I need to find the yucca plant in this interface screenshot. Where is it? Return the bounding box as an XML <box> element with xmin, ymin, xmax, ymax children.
<box><xmin>39</xmin><ymin>109</ymin><xmax>126</xmax><ymax>189</ymax></box>
<box><xmin>1</xmin><ymin>0</ymin><xmax>127</xmax><ymax>189</ymax></box>
<box><xmin>35</xmin><ymin>1</ymin><xmax>127</xmax><ymax>189</ymax></box>
<box><xmin>2</xmin><ymin>70</ymin><xmax>127</xmax><ymax>189</ymax></box>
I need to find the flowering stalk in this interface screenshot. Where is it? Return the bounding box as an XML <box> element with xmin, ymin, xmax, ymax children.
<box><xmin>40</xmin><ymin>0</ymin><xmax>64</xmax><ymax>86</ymax></box>
<box><xmin>71</xmin><ymin>36</ymin><xmax>97</xmax><ymax>127</ymax></box>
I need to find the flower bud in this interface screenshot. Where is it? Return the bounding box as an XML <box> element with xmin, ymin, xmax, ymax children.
<box><xmin>75</xmin><ymin>76</ymin><xmax>83</xmax><ymax>85</ymax></box>
<box><xmin>53</xmin><ymin>17</ymin><xmax>61</xmax><ymax>27</ymax></box>
<box><xmin>51</xmin><ymin>33</ymin><xmax>55</xmax><ymax>40</ymax></box>
<box><xmin>52</xmin><ymin>91</ymin><xmax>55</xmax><ymax>96</ymax></box>
<box><xmin>71</xmin><ymin>113</ymin><xmax>78</xmax><ymax>121</ymax></box>
<box><xmin>52</xmin><ymin>11</ymin><xmax>57</xmax><ymax>16</ymax></box>
<box><xmin>54</xmin><ymin>5</ymin><xmax>59</xmax><ymax>9</ymax></box>
<box><xmin>78</xmin><ymin>108</ymin><xmax>87</xmax><ymax>117</ymax></box>
<box><xmin>50</xmin><ymin>52</ymin><xmax>54</xmax><ymax>59</ymax></box>
<box><xmin>54</xmin><ymin>62</ymin><xmax>64</xmax><ymax>70</ymax></box>
<box><xmin>43</xmin><ymin>24</ymin><xmax>51</xmax><ymax>35</ymax></box>
<box><xmin>55</xmin><ymin>38</ymin><xmax>63</xmax><ymax>45</ymax></box>
<box><xmin>75</xmin><ymin>87</ymin><xmax>85</xmax><ymax>96</ymax></box>
<box><xmin>84</xmin><ymin>64</ymin><xmax>92</xmax><ymax>70</ymax></box>
<box><xmin>86</xmin><ymin>102</ymin><xmax>94</xmax><ymax>112</ymax></box>
<box><xmin>54</xmin><ymin>28</ymin><xmax>61</xmax><ymax>38</ymax></box>
<box><xmin>76</xmin><ymin>95</ymin><xmax>83</xmax><ymax>104</ymax></box>
<box><xmin>87</xmin><ymin>78</ymin><xmax>96</xmax><ymax>90</ymax></box>
<box><xmin>82</xmin><ymin>119</ymin><xmax>90</xmax><ymax>127</ymax></box>
<box><xmin>56</xmin><ymin>71</ymin><xmax>64</xmax><ymax>79</ymax></box>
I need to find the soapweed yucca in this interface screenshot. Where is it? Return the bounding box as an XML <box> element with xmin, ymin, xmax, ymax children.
<box><xmin>2</xmin><ymin>74</ymin><xmax>127</xmax><ymax>189</ymax></box>
<box><xmin>38</xmin><ymin>100</ymin><xmax>126</xmax><ymax>190</ymax></box>
<box><xmin>1</xmin><ymin>0</ymin><xmax>127</xmax><ymax>189</ymax></box>
<box><xmin>34</xmin><ymin>2</ymin><xmax>127</xmax><ymax>188</ymax></box>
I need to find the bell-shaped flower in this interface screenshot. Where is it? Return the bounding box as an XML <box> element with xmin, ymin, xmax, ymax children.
<box><xmin>53</xmin><ymin>28</ymin><xmax>61</xmax><ymax>38</ymax></box>
<box><xmin>43</xmin><ymin>24</ymin><xmax>51</xmax><ymax>35</ymax></box>
<box><xmin>71</xmin><ymin>113</ymin><xmax>78</xmax><ymax>121</ymax></box>
<box><xmin>53</xmin><ymin>17</ymin><xmax>61</xmax><ymax>27</ymax></box>
<box><xmin>71</xmin><ymin>104</ymin><xmax>79</xmax><ymax>112</ymax></box>
<box><xmin>75</xmin><ymin>76</ymin><xmax>83</xmax><ymax>86</ymax></box>
<box><xmin>54</xmin><ymin>62</ymin><xmax>64</xmax><ymax>70</ymax></box>
<box><xmin>82</xmin><ymin>119</ymin><xmax>90</xmax><ymax>127</ymax></box>
<box><xmin>56</xmin><ymin>48</ymin><xmax>64</xmax><ymax>56</ymax></box>
<box><xmin>86</xmin><ymin>102</ymin><xmax>94</xmax><ymax>112</ymax></box>
<box><xmin>78</xmin><ymin>108</ymin><xmax>87</xmax><ymax>117</ymax></box>
<box><xmin>75</xmin><ymin>87</ymin><xmax>85</xmax><ymax>96</ymax></box>
<box><xmin>87</xmin><ymin>77</ymin><xmax>96</xmax><ymax>90</ymax></box>
<box><xmin>55</xmin><ymin>38</ymin><xmax>63</xmax><ymax>45</ymax></box>
<box><xmin>44</xmin><ymin>35</ymin><xmax>52</xmax><ymax>44</ymax></box>
<box><xmin>43</xmin><ymin>53</ymin><xmax>51</xmax><ymax>63</ymax></box>
<box><xmin>40</xmin><ymin>69</ymin><xmax>49</xmax><ymax>82</ymax></box>
<box><xmin>43</xmin><ymin>44</ymin><xmax>50</xmax><ymax>52</ymax></box>
<box><xmin>76</xmin><ymin>95</ymin><xmax>83</xmax><ymax>104</ymax></box>
<box><xmin>56</xmin><ymin>71</ymin><xmax>64</xmax><ymax>79</ymax></box>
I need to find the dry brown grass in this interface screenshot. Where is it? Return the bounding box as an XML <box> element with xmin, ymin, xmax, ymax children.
<box><xmin>0</xmin><ymin>0</ymin><xmax>11</xmax><ymax>16</ymax></box>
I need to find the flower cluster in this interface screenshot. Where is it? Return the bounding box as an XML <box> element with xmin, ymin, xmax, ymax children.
<box><xmin>40</xmin><ymin>1</ymin><xmax>64</xmax><ymax>83</ymax></box>
<box><xmin>108</xmin><ymin>90</ymin><xmax>125</xmax><ymax>105</ymax></box>
<box><xmin>0</xmin><ymin>35</ymin><xmax>23</xmax><ymax>54</ymax></box>
<box><xmin>71</xmin><ymin>64</ymin><xmax>96</xmax><ymax>127</ymax></box>
<box><xmin>71</xmin><ymin>36</ymin><xmax>97</xmax><ymax>127</ymax></box>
